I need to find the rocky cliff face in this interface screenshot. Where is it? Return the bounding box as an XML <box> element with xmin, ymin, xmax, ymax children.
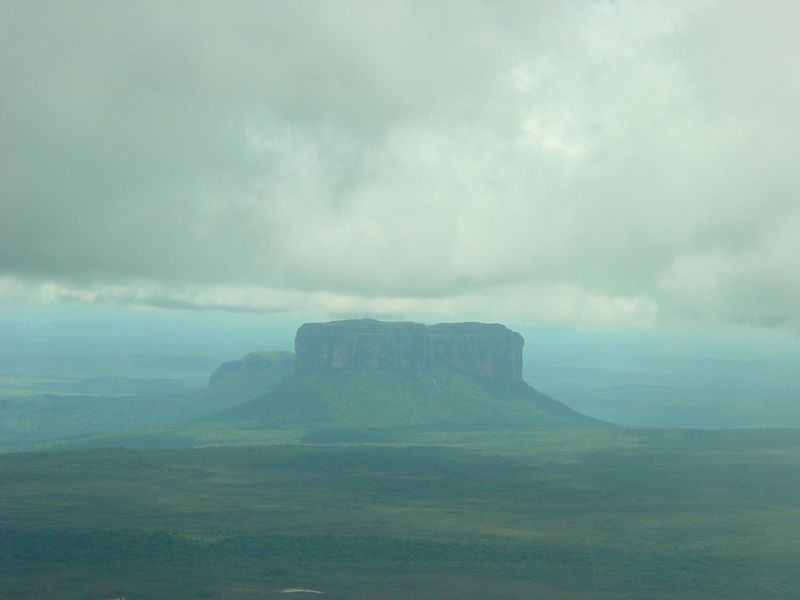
<box><xmin>295</xmin><ymin>320</ymin><xmax>430</xmax><ymax>371</ymax></box>
<box><xmin>428</xmin><ymin>322</ymin><xmax>523</xmax><ymax>382</ymax></box>
<box><xmin>295</xmin><ymin>319</ymin><xmax>523</xmax><ymax>381</ymax></box>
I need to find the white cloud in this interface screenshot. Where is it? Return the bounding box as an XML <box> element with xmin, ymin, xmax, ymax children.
<box><xmin>1</xmin><ymin>0</ymin><xmax>799</xmax><ymax>331</ymax></box>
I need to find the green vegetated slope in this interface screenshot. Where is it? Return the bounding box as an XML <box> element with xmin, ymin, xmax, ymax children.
<box><xmin>210</xmin><ymin>363</ymin><xmax>606</xmax><ymax>431</ymax></box>
<box><xmin>3</xmin><ymin>429</ymin><xmax>800</xmax><ymax>599</ymax></box>
<box><xmin>0</xmin><ymin>352</ymin><xmax>294</xmax><ymax>449</ymax></box>
<box><xmin>21</xmin><ymin>363</ymin><xmax>608</xmax><ymax>451</ymax></box>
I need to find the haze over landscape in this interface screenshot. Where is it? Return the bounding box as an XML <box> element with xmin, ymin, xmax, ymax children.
<box><xmin>2</xmin><ymin>1</ymin><xmax>800</xmax><ymax>598</ymax></box>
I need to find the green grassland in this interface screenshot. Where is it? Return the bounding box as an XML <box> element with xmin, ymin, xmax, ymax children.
<box><xmin>2</xmin><ymin>428</ymin><xmax>800</xmax><ymax>599</ymax></box>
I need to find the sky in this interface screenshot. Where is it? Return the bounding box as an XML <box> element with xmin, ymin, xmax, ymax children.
<box><xmin>1</xmin><ymin>0</ymin><xmax>799</xmax><ymax>333</ymax></box>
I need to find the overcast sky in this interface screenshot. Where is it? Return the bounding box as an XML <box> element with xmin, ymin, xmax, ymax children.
<box><xmin>1</xmin><ymin>0</ymin><xmax>798</xmax><ymax>331</ymax></box>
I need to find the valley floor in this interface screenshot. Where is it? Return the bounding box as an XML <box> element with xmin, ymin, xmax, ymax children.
<box><xmin>2</xmin><ymin>428</ymin><xmax>800</xmax><ymax>599</ymax></box>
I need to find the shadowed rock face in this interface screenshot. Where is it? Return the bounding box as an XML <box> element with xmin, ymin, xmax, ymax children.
<box><xmin>295</xmin><ymin>320</ymin><xmax>430</xmax><ymax>371</ymax></box>
<box><xmin>428</xmin><ymin>323</ymin><xmax>524</xmax><ymax>382</ymax></box>
<box><xmin>295</xmin><ymin>319</ymin><xmax>524</xmax><ymax>381</ymax></box>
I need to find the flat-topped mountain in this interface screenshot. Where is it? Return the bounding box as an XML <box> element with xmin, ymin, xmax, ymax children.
<box><xmin>295</xmin><ymin>319</ymin><xmax>523</xmax><ymax>381</ymax></box>
<box><xmin>211</xmin><ymin>319</ymin><xmax>608</xmax><ymax>431</ymax></box>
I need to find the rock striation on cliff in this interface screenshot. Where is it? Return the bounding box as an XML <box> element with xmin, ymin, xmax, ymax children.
<box><xmin>295</xmin><ymin>320</ymin><xmax>430</xmax><ymax>372</ymax></box>
<box><xmin>295</xmin><ymin>319</ymin><xmax>524</xmax><ymax>381</ymax></box>
<box><xmin>428</xmin><ymin>322</ymin><xmax>523</xmax><ymax>382</ymax></box>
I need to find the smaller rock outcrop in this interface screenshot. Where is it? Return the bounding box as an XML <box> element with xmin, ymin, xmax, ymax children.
<box><xmin>209</xmin><ymin>351</ymin><xmax>294</xmax><ymax>388</ymax></box>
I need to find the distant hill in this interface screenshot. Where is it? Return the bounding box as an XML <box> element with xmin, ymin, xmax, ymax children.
<box><xmin>207</xmin><ymin>351</ymin><xmax>294</xmax><ymax>402</ymax></box>
<box><xmin>208</xmin><ymin>319</ymin><xmax>608</xmax><ymax>431</ymax></box>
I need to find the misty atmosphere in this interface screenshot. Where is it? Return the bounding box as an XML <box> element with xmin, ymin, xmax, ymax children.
<box><xmin>2</xmin><ymin>1</ymin><xmax>800</xmax><ymax>599</ymax></box>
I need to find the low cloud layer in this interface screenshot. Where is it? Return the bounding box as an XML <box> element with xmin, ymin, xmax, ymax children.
<box><xmin>1</xmin><ymin>1</ymin><xmax>799</xmax><ymax>329</ymax></box>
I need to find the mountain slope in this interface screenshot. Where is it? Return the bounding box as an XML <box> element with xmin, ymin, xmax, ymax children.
<box><xmin>209</xmin><ymin>363</ymin><xmax>607</xmax><ymax>430</ymax></box>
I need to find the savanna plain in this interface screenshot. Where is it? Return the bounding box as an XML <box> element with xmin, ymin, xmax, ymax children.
<box><xmin>3</xmin><ymin>428</ymin><xmax>800</xmax><ymax>599</ymax></box>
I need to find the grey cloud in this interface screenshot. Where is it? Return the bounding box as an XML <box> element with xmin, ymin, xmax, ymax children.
<box><xmin>1</xmin><ymin>0</ymin><xmax>799</xmax><ymax>330</ymax></box>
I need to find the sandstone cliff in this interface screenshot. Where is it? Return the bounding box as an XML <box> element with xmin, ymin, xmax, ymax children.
<box><xmin>428</xmin><ymin>322</ymin><xmax>523</xmax><ymax>381</ymax></box>
<box><xmin>295</xmin><ymin>320</ymin><xmax>430</xmax><ymax>371</ymax></box>
<box><xmin>295</xmin><ymin>319</ymin><xmax>523</xmax><ymax>381</ymax></box>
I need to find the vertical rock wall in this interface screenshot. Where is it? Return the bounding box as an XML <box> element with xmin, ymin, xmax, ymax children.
<box><xmin>295</xmin><ymin>319</ymin><xmax>524</xmax><ymax>381</ymax></box>
<box><xmin>295</xmin><ymin>320</ymin><xmax>430</xmax><ymax>371</ymax></box>
<box><xmin>428</xmin><ymin>322</ymin><xmax>524</xmax><ymax>381</ymax></box>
